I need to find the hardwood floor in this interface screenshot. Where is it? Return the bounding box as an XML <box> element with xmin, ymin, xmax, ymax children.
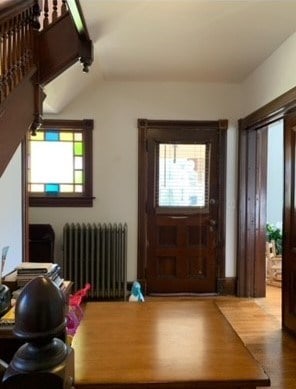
<box><xmin>216</xmin><ymin>286</ymin><xmax>291</xmax><ymax>389</ymax></box>
<box><xmin>147</xmin><ymin>286</ymin><xmax>296</xmax><ymax>388</ymax></box>
<box><xmin>214</xmin><ymin>286</ymin><xmax>296</xmax><ymax>389</ymax></box>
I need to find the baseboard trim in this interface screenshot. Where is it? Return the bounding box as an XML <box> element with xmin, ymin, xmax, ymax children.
<box><xmin>218</xmin><ymin>277</ymin><xmax>237</xmax><ymax>296</ymax></box>
<box><xmin>128</xmin><ymin>278</ymin><xmax>237</xmax><ymax>296</ymax></box>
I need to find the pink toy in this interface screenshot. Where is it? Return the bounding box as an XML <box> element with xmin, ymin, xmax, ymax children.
<box><xmin>66</xmin><ymin>283</ymin><xmax>91</xmax><ymax>336</ymax></box>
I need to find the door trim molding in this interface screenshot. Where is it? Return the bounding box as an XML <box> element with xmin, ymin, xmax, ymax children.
<box><xmin>137</xmin><ymin>118</ymin><xmax>227</xmax><ymax>292</ymax></box>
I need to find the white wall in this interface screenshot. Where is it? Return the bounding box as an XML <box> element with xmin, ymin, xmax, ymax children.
<box><xmin>267</xmin><ymin>120</ymin><xmax>283</xmax><ymax>227</ymax></box>
<box><xmin>242</xmin><ymin>32</ymin><xmax>296</xmax><ymax>116</ymax></box>
<box><xmin>0</xmin><ymin>145</ymin><xmax>23</xmax><ymax>276</ymax></box>
<box><xmin>30</xmin><ymin>81</ymin><xmax>242</xmax><ymax>280</ymax></box>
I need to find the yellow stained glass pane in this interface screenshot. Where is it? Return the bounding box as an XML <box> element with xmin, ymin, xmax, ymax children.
<box><xmin>30</xmin><ymin>131</ymin><xmax>44</xmax><ymax>141</ymax></box>
<box><xmin>75</xmin><ymin>185</ymin><xmax>83</xmax><ymax>193</ymax></box>
<box><xmin>60</xmin><ymin>132</ymin><xmax>73</xmax><ymax>141</ymax></box>
<box><xmin>30</xmin><ymin>184</ymin><xmax>44</xmax><ymax>192</ymax></box>
<box><xmin>74</xmin><ymin>133</ymin><xmax>82</xmax><ymax>141</ymax></box>
<box><xmin>75</xmin><ymin>171</ymin><xmax>83</xmax><ymax>184</ymax></box>
<box><xmin>60</xmin><ymin>184</ymin><xmax>74</xmax><ymax>192</ymax></box>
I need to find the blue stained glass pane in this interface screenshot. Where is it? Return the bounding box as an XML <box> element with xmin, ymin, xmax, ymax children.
<box><xmin>45</xmin><ymin>184</ymin><xmax>60</xmax><ymax>193</ymax></box>
<box><xmin>45</xmin><ymin>132</ymin><xmax>59</xmax><ymax>141</ymax></box>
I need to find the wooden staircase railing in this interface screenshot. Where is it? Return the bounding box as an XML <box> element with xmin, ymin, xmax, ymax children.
<box><xmin>0</xmin><ymin>0</ymin><xmax>93</xmax><ymax>107</ymax></box>
<box><xmin>0</xmin><ymin>0</ymin><xmax>38</xmax><ymax>106</ymax></box>
<box><xmin>0</xmin><ymin>0</ymin><xmax>93</xmax><ymax>177</ymax></box>
<box><xmin>39</xmin><ymin>0</ymin><xmax>68</xmax><ymax>29</ymax></box>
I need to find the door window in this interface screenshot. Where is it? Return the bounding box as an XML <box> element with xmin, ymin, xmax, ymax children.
<box><xmin>158</xmin><ymin>143</ymin><xmax>209</xmax><ymax>208</ymax></box>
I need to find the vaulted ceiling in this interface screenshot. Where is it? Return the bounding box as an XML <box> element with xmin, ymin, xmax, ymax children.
<box><xmin>43</xmin><ymin>0</ymin><xmax>296</xmax><ymax>113</ymax></box>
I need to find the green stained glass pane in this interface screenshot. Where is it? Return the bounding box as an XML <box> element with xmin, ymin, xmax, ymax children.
<box><xmin>75</xmin><ymin>170</ymin><xmax>83</xmax><ymax>184</ymax></box>
<box><xmin>74</xmin><ymin>142</ymin><xmax>83</xmax><ymax>156</ymax></box>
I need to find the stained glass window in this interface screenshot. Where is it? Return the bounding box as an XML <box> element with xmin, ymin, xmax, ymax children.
<box><xmin>27</xmin><ymin>119</ymin><xmax>93</xmax><ymax>207</ymax></box>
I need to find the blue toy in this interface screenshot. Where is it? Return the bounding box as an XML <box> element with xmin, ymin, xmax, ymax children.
<box><xmin>129</xmin><ymin>281</ymin><xmax>144</xmax><ymax>302</ymax></box>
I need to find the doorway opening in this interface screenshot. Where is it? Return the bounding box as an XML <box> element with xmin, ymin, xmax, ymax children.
<box><xmin>266</xmin><ymin>120</ymin><xmax>283</xmax><ymax>290</ymax></box>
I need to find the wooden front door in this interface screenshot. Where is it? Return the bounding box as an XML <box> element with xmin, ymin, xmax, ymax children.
<box><xmin>138</xmin><ymin>119</ymin><xmax>227</xmax><ymax>294</ymax></box>
<box><xmin>283</xmin><ymin>112</ymin><xmax>296</xmax><ymax>334</ymax></box>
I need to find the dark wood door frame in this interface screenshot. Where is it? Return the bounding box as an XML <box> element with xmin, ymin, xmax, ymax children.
<box><xmin>137</xmin><ymin>118</ymin><xmax>228</xmax><ymax>294</ymax></box>
<box><xmin>237</xmin><ymin>124</ymin><xmax>268</xmax><ymax>297</ymax></box>
<box><xmin>238</xmin><ymin>86</ymin><xmax>296</xmax><ymax>301</ymax></box>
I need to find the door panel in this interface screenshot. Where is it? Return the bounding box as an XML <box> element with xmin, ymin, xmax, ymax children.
<box><xmin>138</xmin><ymin>120</ymin><xmax>227</xmax><ymax>294</ymax></box>
<box><xmin>147</xmin><ymin>213</ymin><xmax>216</xmax><ymax>293</ymax></box>
<box><xmin>283</xmin><ymin>113</ymin><xmax>296</xmax><ymax>333</ymax></box>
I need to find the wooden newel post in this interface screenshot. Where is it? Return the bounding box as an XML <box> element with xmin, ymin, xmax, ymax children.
<box><xmin>2</xmin><ymin>276</ymin><xmax>74</xmax><ymax>389</ymax></box>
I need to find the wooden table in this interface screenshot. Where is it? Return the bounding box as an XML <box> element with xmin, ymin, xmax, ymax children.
<box><xmin>72</xmin><ymin>301</ymin><xmax>270</xmax><ymax>388</ymax></box>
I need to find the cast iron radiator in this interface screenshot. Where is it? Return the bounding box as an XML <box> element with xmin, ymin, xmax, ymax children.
<box><xmin>62</xmin><ymin>223</ymin><xmax>127</xmax><ymax>300</ymax></box>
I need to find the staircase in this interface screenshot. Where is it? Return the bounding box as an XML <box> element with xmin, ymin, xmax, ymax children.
<box><xmin>0</xmin><ymin>0</ymin><xmax>93</xmax><ymax>177</ymax></box>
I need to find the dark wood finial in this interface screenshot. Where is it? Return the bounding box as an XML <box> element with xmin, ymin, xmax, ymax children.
<box><xmin>2</xmin><ymin>276</ymin><xmax>74</xmax><ymax>389</ymax></box>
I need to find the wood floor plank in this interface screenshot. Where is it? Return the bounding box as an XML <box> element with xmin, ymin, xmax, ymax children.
<box><xmin>216</xmin><ymin>287</ymin><xmax>296</xmax><ymax>389</ymax></box>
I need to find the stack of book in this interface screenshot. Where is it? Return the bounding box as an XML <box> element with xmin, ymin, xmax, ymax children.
<box><xmin>16</xmin><ymin>262</ymin><xmax>64</xmax><ymax>288</ymax></box>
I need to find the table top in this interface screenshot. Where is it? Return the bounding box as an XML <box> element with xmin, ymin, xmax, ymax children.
<box><xmin>72</xmin><ymin>300</ymin><xmax>270</xmax><ymax>388</ymax></box>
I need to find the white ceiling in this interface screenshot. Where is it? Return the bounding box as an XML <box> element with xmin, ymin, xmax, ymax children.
<box><xmin>43</xmin><ymin>0</ymin><xmax>296</xmax><ymax>113</ymax></box>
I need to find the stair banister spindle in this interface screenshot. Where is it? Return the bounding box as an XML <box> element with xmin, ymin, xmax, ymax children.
<box><xmin>18</xmin><ymin>11</ymin><xmax>25</xmax><ymax>78</ymax></box>
<box><xmin>2</xmin><ymin>22</ymin><xmax>8</xmax><ymax>98</ymax></box>
<box><xmin>0</xmin><ymin>26</ymin><xmax>3</xmax><ymax>103</ymax></box>
<box><xmin>52</xmin><ymin>0</ymin><xmax>58</xmax><ymax>21</ymax></box>
<box><xmin>18</xmin><ymin>12</ymin><xmax>25</xmax><ymax>80</ymax></box>
<box><xmin>12</xmin><ymin>15</ymin><xmax>18</xmax><ymax>88</ymax></box>
<box><xmin>7</xmin><ymin>18</ymin><xmax>13</xmax><ymax>95</ymax></box>
<box><xmin>61</xmin><ymin>0</ymin><xmax>67</xmax><ymax>15</ymax></box>
<box><xmin>43</xmin><ymin>0</ymin><xmax>49</xmax><ymax>28</ymax></box>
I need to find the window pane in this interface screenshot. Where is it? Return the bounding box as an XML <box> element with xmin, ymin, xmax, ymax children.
<box><xmin>74</xmin><ymin>133</ymin><xmax>82</xmax><ymax>141</ymax></box>
<box><xmin>75</xmin><ymin>185</ymin><xmax>83</xmax><ymax>193</ymax></box>
<box><xmin>74</xmin><ymin>142</ymin><xmax>83</xmax><ymax>155</ymax></box>
<box><xmin>30</xmin><ymin>141</ymin><xmax>73</xmax><ymax>183</ymax></box>
<box><xmin>45</xmin><ymin>183</ymin><xmax>60</xmax><ymax>193</ymax></box>
<box><xmin>75</xmin><ymin>170</ymin><xmax>83</xmax><ymax>184</ymax></box>
<box><xmin>60</xmin><ymin>132</ymin><xmax>73</xmax><ymax>141</ymax></box>
<box><xmin>158</xmin><ymin>143</ymin><xmax>208</xmax><ymax>207</ymax></box>
<box><xmin>30</xmin><ymin>184</ymin><xmax>44</xmax><ymax>192</ymax></box>
<box><xmin>28</xmin><ymin>119</ymin><xmax>94</xmax><ymax>207</ymax></box>
<box><xmin>60</xmin><ymin>184</ymin><xmax>74</xmax><ymax>192</ymax></box>
<box><xmin>45</xmin><ymin>131</ymin><xmax>59</xmax><ymax>141</ymax></box>
<box><xmin>74</xmin><ymin>156</ymin><xmax>83</xmax><ymax>169</ymax></box>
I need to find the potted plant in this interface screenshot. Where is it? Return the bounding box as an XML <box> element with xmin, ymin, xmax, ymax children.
<box><xmin>266</xmin><ymin>223</ymin><xmax>282</xmax><ymax>255</ymax></box>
